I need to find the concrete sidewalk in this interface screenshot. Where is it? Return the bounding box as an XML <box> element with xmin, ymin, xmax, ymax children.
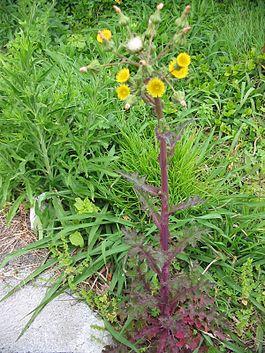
<box><xmin>0</xmin><ymin>269</ymin><xmax>111</xmax><ymax>353</ymax></box>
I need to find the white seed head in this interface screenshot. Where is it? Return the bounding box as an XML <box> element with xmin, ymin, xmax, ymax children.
<box><xmin>79</xmin><ymin>66</ymin><xmax>88</xmax><ymax>73</ymax></box>
<box><xmin>157</xmin><ymin>3</ymin><xmax>164</xmax><ymax>10</ymax></box>
<box><xmin>126</xmin><ymin>36</ymin><xmax>143</xmax><ymax>52</ymax></box>
<box><xmin>124</xmin><ymin>103</ymin><xmax>131</xmax><ymax>110</ymax></box>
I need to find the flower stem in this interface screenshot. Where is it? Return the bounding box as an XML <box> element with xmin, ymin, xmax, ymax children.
<box><xmin>154</xmin><ymin>98</ymin><xmax>170</xmax><ymax>315</ymax></box>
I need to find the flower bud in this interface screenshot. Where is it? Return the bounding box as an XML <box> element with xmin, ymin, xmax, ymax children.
<box><xmin>145</xmin><ymin>20</ymin><xmax>156</xmax><ymax>38</ymax></box>
<box><xmin>119</xmin><ymin>12</ymin><xmax>130</xmax><ymax>26</ymax></box>
<box><xmin>150</xmin><ymin>10</ymin><xmax>161</xmax><ymax>24</ymax></box>
<box><xmin>139</xmin><ymin>59</ymin><xmax>148</xmax><ymax>66</ymax></box>
<box><xmin>79</xmin><ymin>66</ymin><xmax>88</xmax><ymax>73</ymax></box>
<box><xmin>157</xmin><ymin>3</ymin><xmax>164</xmax><ymax>10</ymax></box>
<box><xmin>126</xmin><ymin>36</ymin><xmax>143</xmax><ymax>52</ymax></box>
<box><xmin>173</xmin><ymin>32</ymin><xmax>186</xmax><ymax>45</ymax></box>
<box><xmin>86</xmin><ymin>59</ymin><xmax>101</xmax><ymax>71</ymax></box>
<box><xmin>125</xmin><ymin>95</ymin><xmax>137</xmax><ymax>109</ymax></box>
<box><xmin>180</xmin><ymin>99</ymin><xmax>187</xmax><ymax>108</ymax></box>
<box><xmin>173</xmin><ymin>91</ymin><xmax>187</xmax><ymax>107</ymax></box>
<box><xmin>113</xmin><ymin>5</ymin><xmax>121</xmax><ymax>13</ymax></box>
<box><xmin>104</xmin><ymin>40</ymin><xmax>115</xmax><ymax>51</ymax></box>
<box><xmin>185</xmin><ymin>5</ymin><xmax>191</xmax><ymax>14</ymax></box>
<box><xmin>175</xmin><ymin>4</ymin><xmax>190</xmax><ymax>29</ymax></box>
<box><xmin>183</xmin><ymin>25</ymin><xmax>191</xmax><ymax>33</ymax></box>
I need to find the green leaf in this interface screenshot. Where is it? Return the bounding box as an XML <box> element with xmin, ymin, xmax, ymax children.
<box><xmin>6</xmin><ymin>193</ymin><xmax>26</xmax><ymax>224</ymax></box>
<box><xmin>74</xmin><ymin>197</ymin><xmax>100</xmax><ymax>214</ymax></box>
<box><xmin>17</xmin><ymin>275</ymin><xmax>65</xmax><ymax>339</ymax></box>
<box><xmin>256</xmin><ymin>324</ymin><xmax>264</xmax><ymax>353</ymax></box>
<box><xmin>0</xmin><ymin>237</ymin><xmax>50</xmax><ymax>269</ymax></box>
<box><xmin>69</xmin><ymin>231</ymin><xmax>84</xmax><ymax>248</ymax></box>
<box><xmin>104</xmin><ymin>320</ymin><xmax>140</xmax><ymax>353</ymax></box>
<box><xmin>0</xmin><ymin>258</ymin><xmax>57</xmax><ymax>303</ymax></box>
<box><xmin>221</xmin><ymin>340</ymin><xmax>252</xmax><ymax>353</ymax></box>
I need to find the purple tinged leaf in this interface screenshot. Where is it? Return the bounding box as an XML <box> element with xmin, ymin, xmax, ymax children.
<box><xmin>133</xmin><ymin>324</ymin><xmax>161</xmax><ymax>341</ymax></box>
<box><xmin>167</xmin><ymin>237</ymin><xmax>192</xmax><ymax>265</ymax></box>
<box><xmin>136</xmin><ymin>190</ymin><xmax>161</xmax><ymax>231</ymax></box>
<box><xmin>169</xmin><ymin>196</ymin><xmax>204</xmax><ymax>214</ymax></box>
<box><xmin>118</xmin><ymin>171</ymin><xmax>160</xmax><ymax>196</ymax></box>
<box><xmin>157</xmin><ymin>330</ymin><xmax>168</xmax><ymax>353</ymax></box>
<box><xmin>156</xmin><ymin>119</ymin><xmax>194</xmax><ymax>155</ymax></box>
<box><xmin>138</xmin><ymin>245</ymin><xmax>162</xmax><ymax>277</ymax></box>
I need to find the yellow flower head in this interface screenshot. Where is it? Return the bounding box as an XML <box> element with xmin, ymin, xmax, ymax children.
<box><xmin>146</xmin><ymin>78</ymin><xmax>165</xmax><ymax>98</ymax></box>
<box><xmin>116</xmin><ymin>84</ymin><xmax>130</xmax><ymax>100</ymax></box>
<box><xmin>97</xmin><ymin>29</ymin><xmax>112</xmax><ymax>43</ymax></box>
<box><xmin>169</xmin><ymin>59</ymin><xmax>189</xmax><ymax>79</ymax></box>
<box><xmin>116</xmin><ymin>68</ymin><xmax>130</xmax><ymax>83</ymax></box>
<box><xmin>176</xmin><ymin>52</ymin><xmax>191</xmax><ymax>67</ymax></box>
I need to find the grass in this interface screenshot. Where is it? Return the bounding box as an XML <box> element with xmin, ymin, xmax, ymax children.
<box><xmin>0</xmin><ymin>0</ymin><xmax>264</xmax><ymax>351</ymax></box>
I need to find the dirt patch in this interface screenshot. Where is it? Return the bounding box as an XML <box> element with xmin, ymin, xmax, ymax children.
<box><xmin>0</xmin><ymin>205</ymin><xmax>48</xmax><ymax>272</ymax></box>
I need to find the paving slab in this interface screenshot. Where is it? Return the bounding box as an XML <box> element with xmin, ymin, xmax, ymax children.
<box><xmin>0</xmin><ymin>269</ymin><xmax>111</xmax><ymax>353</ymax></box>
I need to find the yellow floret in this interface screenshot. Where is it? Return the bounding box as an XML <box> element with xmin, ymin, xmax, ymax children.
<box><xmin>169</xmin><ymin>59</ymin><xmax>189</xmax><ymax>79</ymax></box>
<box><xmin>116</xmin><ymin>68</ymin><xmax>130</xmax><ymax>83</ymax></box>
<box><xmin>97</xmin><ymin>29</ymin><xmax>112</xmax><ymax>43</ymax></box>
<box><xmin>146</xmin><ymin>78</ymin><xmax>165</xmax><ymax>98</ymax></box>
<box><xmin>176</xmin><ymin>52</ymin><xmax>191</xmax><ymax>67</ymax></box>
<box><xmin>116</xmin><ymin>85</ymin><xmax>130</xmax><ymax>100</ymax></box>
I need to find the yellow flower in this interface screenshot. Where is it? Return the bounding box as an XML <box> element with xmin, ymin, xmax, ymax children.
<box><xmin>116</xmin><ymin>68</ymin><xmax>130</xmax><ymax>83</ymax></box>
<box><xmin>146</xmin><ymin>78</ymin><xmax>165</xmax><ymax>98</ymax></box>
<box><xmin>176</xmin><ymin>52</ymin><xmax>191</xmax><ymax>67</ymax></box>
<box><xmin>116</xmin><ymin>85</ymin><xmax>130</xmax><ymax>100</ymax></box>
<box><xmin>97</xmin><ymin>29</ymin><xmax>112</xmax><ymax>43</ymax></box>
<box><xmin>169</xmin><ymin>59</ymin><xmax>189</xmax><ymax>79</ymax></box>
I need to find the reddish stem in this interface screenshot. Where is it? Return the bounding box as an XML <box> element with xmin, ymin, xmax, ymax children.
<box><xmin>154</xmin><ymin>97</ymin><xmax>170</xmax><ymax>316</ymax></box>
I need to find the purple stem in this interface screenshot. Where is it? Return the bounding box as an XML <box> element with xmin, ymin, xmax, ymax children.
<box><xmin>154</xmin><ymin>97</ymin><xmax>170</xmax><ymax>316</ymax></box>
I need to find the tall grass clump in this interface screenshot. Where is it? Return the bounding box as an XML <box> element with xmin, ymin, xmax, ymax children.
<box><xmin>0</xmin><ymin>0</ymin><xmax>133</xmax><ymax>336</ymax></box>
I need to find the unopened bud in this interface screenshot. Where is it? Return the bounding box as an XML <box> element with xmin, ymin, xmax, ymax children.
<box><xmin>185</xmin><ymin>5</ymin><xmax>191</xmax><ymax>14</ymax></box>
<box><xmin>173</xmin><ymin>91</ymin><xmax>186</xmax><ymax>106</ymax></box>
<box><xmin>146</xmin><ymin>20</ymin><xmax>156</xmax><ymax>37</ymax></box>
<box><xmin>183</xmin><ymin>25</ymin><xmax>191</xmax><ymax>33</ymax></box>
<box><xmin>79</xmin><ymin>66</ymin><xmax>88</xmax><ymax>73</ymax></box>
<box><xmin>157</xmin><ymin>3</ymin><xmax>164</xmax><ymax>10</ymax></box>
<box><xmin>180</xmin><ymin>99</ymin><xmax>187</xmax><ymax>108</ymax></box>
<box><xmin>150</xmin><ymin>11</ymin><xmax>161</xmax><ymax>24</ymax></box>
<box><xmin>139</xmin><ymin>59</ymin><xmax>147</xmax><ymax>66</ymax></box>
<box><xmin>113</xmin><ymin>5</ymin><xmax>121</xmax><ymax>13</ymax></box>
<box><xmin>119</xmin><ymin>13</ymin><xmax>130</xmax><ymax>26</ymax></box>
<box><xmin>125</xmin><ymin>95</ymin><xmax>137</xmax><ymax>109</ymax></box>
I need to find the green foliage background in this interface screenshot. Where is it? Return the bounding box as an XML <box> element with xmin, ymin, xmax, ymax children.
<box><xmin>0</xmin><ymin>0</ymin><xmax>264</xmax><ymax>351</ymax></box>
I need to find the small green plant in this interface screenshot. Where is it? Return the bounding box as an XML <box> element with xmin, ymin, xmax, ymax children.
<box><xmin>74</xmin><ymin>197</ymin><xmax>100</xmax><ymax>214</ymax></box>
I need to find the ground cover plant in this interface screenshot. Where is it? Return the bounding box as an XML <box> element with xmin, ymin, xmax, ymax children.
<box><xmin>0</xmin><ymin>0</ymin><xmax>264</xmax><ymax>351</ymax></box>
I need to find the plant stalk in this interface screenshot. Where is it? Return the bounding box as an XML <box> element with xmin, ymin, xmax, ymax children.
<box><xmin>154</xmin><ymin>97</ymin><xmax>170</xmax><ymax>316</ymax></box>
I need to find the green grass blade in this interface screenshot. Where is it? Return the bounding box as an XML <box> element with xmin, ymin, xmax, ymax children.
<box><xmin>0</xmin><ymin>258</ymin><xmax>57</xmax><ymax>303</ymax></box>
<box><xmin>0</xmin><ymin>238</ymin><xmax>50</xmax><ymax>269</ymax></box>
<box><xmin>104</xmin><ymin>320</ymin><xmax>140</xmax><ymax>353</ymax></box>
<box><xmin>17</xmin><ymin>275</ymin><xmax>65</xmax><ymax>340</ymax></box>
<box><xmin>256</xmin><ymin>324</ymin><xmax>264</xmax><ymax>353</ymax></box>
<box><xmin>6</xmin><ymin>193</ymin><xmax>26</xmax><ymax>224</ymax></box>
